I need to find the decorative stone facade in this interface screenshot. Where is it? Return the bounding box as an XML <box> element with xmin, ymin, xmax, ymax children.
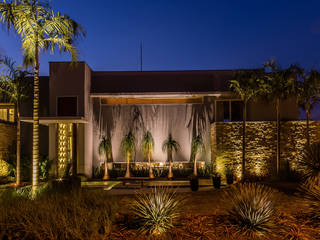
<box><xmin>211</xmin><ymin>121</ymin><xmax>320</xmax><ymax>178</ymax></box>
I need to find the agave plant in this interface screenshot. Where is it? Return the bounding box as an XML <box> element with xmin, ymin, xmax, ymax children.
<box><xmin>141</xmin><ymin>131</ymin><xmax>155</xmax><ymax>179</ymax></box>
<box><xmin>224</xmin><ymin>183</ymin><xmax>276</xmax><ymax>238</ymax></box>
<box><xmin>299</xmin><ymin>142</ymin><xmax>320</xmax><ymax>179</ymax></box>
<box><xmin>162</xmin><ymin>134</ymin><xmax>180</xmax><ymax>179</ymax></box>
<box><xmin>121</xmin><ymin>131</ymin><xmax>136</xmax><ymax>178</ymax></box>
<box><xmin>300</xmin><ymin>176</ymin><xmax>320</xmax><ymax>219</ymax></box>
<box><xmin>190</xmin><ymin>134</ymin><xmax>205</xmax><ymax>176</ymax></box>
<box><xmin>132</xmin><ymin>187</ymin><xmax>184</xmax><ymax>236</ymax></box>
<box><xmin>98</xmin><ymin>136</ymin><xmax>112</xmax><ymax>180</ymax></box>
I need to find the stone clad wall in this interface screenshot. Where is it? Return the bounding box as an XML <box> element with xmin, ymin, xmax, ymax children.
<box><xmin>0</xmin><ymin>122</ymin><xmax>16</xmax><ymax>176</ymax></box>
<box><xmin>211</xmin><ymin>121</ymin><xmax>320</xmax><ymax>178</ymax></box>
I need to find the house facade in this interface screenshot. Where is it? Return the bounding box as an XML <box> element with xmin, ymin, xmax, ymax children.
<box><xmin>13</xmin><ymin>62</ymin><xmax>302</xmax><ymax>178</ymax></box>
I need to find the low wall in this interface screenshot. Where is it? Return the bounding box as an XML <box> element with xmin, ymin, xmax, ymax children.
<box><xmin>0</xmin><ymin>122</ymin><xmax>16</xmax><ymax>176</ymax></box>
<box><xmin>211</xmin><ymin>121</ymin><xmax>320</xmax><ymax>178</ymax></box>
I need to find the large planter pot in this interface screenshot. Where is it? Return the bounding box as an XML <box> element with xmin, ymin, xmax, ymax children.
<box><xmin>189</xmin><ymin>177</ymin><xmax>199</xmax><ymax>191</ymax></box>
<box><xmin>226</xmin><ymin>174</ymin><xmax>234</xmax><ymax>185</ymax></box>
<box><xmin>212</xmin><ymin>176</ymin><xmax>221</xmax><ymax>189</ymax></box>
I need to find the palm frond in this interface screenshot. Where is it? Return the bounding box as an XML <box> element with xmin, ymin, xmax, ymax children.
<box><xmin>120</xmin><ymin>131</ymin><xmax>136</xmax><ymax>159</ymax></box>
<box><xmin>141</xmin><ymin>131</ymin><xmax>154</xmax><ymax>160</ymax></box>
<box><xmin>190</xmin><ymin>134</ymin><xmax>205</xmax><ymax>162</ymax></box>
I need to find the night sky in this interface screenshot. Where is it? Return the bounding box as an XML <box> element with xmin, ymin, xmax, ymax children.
<box><xmin>1</xmin><ymin>0</ymin><xmax>320</xmax><ymax>118</ymax></box>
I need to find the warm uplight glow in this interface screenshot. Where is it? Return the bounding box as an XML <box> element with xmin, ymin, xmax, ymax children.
<box><xmin>57</xmin><ymin>123</ymin><xmax>73</xmax><ymax>177</ymax></box>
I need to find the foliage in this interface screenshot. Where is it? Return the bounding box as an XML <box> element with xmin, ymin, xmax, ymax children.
<box><xmin>141</xmin><ymin>131</ymin><xmax>154</xmax><ymax>161</ymax></box>
<box><xmin>190</xmin><ymin>134</ymin><xmax>205</xmax><ymax>162</ymax></box>
<box><xmin>224</xmin><ymin>183</ymin><xmax>276</xmax><ymax>238</ymax></box>
<box><xmin>121</xmin><ymin>131</ymin><xmax>136</xmax><ymax>161</ymax></box>
<box><xmin>300</xmin><ymin>176</ymin><xmax>320</xmax><ymax>220</ymax></box>
<box><xmin>162</xmin><ymin>133</ymin><xmax>180</xmax><ymax>162</ymax></box>
<box><xmin>39</xmin><ymin>155</ymin><xmax>52</xmax><ymax>180</ymax></box>
<box><xmin>299</xmin><ymin>142</ymin><xmax>320</xmax><ymax>179</ymax></box>
<box><xmin>0</xmin><ymin>188</ymin><xmax>116</xmax><ymax>240</ymax></box>
<box><xmin>132</xmin><ymin>187</ymin><xmax>185</xmax><ymax>236</ymax></box>
<box><xmin>98</xmin><ymin>136</ymin><xmax>112</xmax><ymax>161</ymax></box>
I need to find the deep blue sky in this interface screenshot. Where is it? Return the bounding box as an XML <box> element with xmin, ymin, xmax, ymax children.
<box><xmin>1</xmin><ymin>0</ymin><xmax>320</xmax><ymax>118</ymax></box>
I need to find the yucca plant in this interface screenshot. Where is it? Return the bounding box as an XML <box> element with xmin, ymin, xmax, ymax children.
<box><xmin>98</xmin><ymin>136</ymin><xmax>112</xmax><ymax>180</ymax></box>
<box><xmin>299</xmin><ymin>142</ymin><xmax>320</xmax><ymax>179</ymax></box>
<box><xmin>132</xmin><ymin>187</ymin><xmax>184</xmax><ymax>236</ymax></box>
<box><xmin>121</xmin><ymin>131</ymin><xmax>136</xmax><ymax>178</ymax></box>
<box><xmin>300</xmin><ymin>176</ymin><xmax>320</xmax><ymax>219</ymax></box>
<box><xmin>162</xmin><ymin>134</ymin><xmax>180</xmax><ymax>179</ymax></box>
<box><xmin>224</xmin><ymin>183</ymin><xmax>276</xmax><ymax>238</ymax></box>
<box><xmin>141</xmin><ymin>131</ymin><xmax>155</xmax><ymax>179</ymax></box>
<box><xmin>190</xmin><ymin>134</ymin><xmax>205</xmax><ymax>177</ymax></box>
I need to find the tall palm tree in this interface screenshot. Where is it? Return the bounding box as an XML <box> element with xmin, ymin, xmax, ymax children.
<box><xmin>295</xmin><ymin>68</ymin><xmax>320</xmax><ymax>146</ymax></box>
<box><xmin>121</xmin><ymin>131</ymin><xmax>136</xmax><ymax>178</ymax></box>
<box><xmin>0</xmin><ymin>56</ymin><xmax>31</xmax><ymax>185</ymax></box>
<box><xmin>264</xmin><ymin>60</ymin><xmax>296</xmax><ymax>176</ymax></box>
<box><xmin>162</xmin><ymin>133</ymin><xmax>180</xmax><ymax>179</ymax></box>
<box><xmin>190</xmin><ymin>134</ymin><xmax>205</xmax><ymax>177</ymax></box>
<box><xmin>98</xmin><ymin>136</ymin><xmax>112</xmax><ymax>180</ymax></box>
<box><xmin>230</xmin><ymin>70</ymin><xmax>264</xmax><ymax>180</ymax></box>
<box><xmin>141</xmin><ymin>131</ymin><xmax>155</xmax><ymax>178</ymax></box>
<box><xmin>0</xmin><ymin>0</ymin><xmax>85</xmax><ymax>191</ymax></box>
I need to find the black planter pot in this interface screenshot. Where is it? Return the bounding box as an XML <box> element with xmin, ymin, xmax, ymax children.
<box><xmin>190</xmin><ymin>177</ymin><xmax>199</xmax><ymax>191</ymax></box>
<box><xmin>212</xmin><ymin>176</ymin><xmax>221</xmax><ymax>189</ymax></box>
<box><xmin>226</xmin><ymin>174</ymin><xmax>234</xmax><ymax>185</ymax></box>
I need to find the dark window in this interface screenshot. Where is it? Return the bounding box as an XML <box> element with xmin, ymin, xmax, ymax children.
<box><xmin>231</xmin><ymin>101</ymin><xmax>243</xmax><ymax>121</ymax></box>
<box><xmin>57</xmin><ymin>97</ymin><xmax>77</xmax><ymax>116</ymax></box>
<box><xmin>216</xmin><ymin>101</ymin><xmax>230</xmax><ymax>122</ymax></box>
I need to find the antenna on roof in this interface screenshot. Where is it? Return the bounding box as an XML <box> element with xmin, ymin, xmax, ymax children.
<box><xmin>140</xmin><ymin>41</ymin><xmax>143</xmax><ymax>71</ymax></box>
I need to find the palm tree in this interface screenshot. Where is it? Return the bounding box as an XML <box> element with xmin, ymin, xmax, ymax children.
<box><xmin>141</xmin><ymin>131</ymin><xmax>155</xmax><ymax>178</ymax></box>
<box><xmin>295</xmin><ymin>68</ymin><xmax>320</xmax><ymax>146</ymax></box>
<box><xmin>0</xmin><ymin>56</ymin><xmax>31</xmax><ymax>185</ymax></box>
<box><xmin>121</xmin><ymin>131</ymin><xmax>136</xmax><ymax>178</ymax></box>
<box><xmin>264</xmin><ymin>60</ymin><xmax>296</xmax><ymax>176</ymax></box>
<box><xmin>98</xmin><ymin>136</ymin><xmax>112</xmax><ymax>180</ymax></box>
<box><xmin>0</xmin><ymin>0</ymin><xmax>85</xmax><ymax>191</ymax></box>
<box><xmin>230</xmin><ymin>70</ymin><xmax>264</xmax><ymax>180</ymax></box>
<box><xmin>190</xmin><ymin>134</ymin><xmax>205</xmax><ymax>176</ymax></box>
<box><xmin>162</xmin><ymin>133</ymin><xmax>180</xmax><ymax>179</ymax></box>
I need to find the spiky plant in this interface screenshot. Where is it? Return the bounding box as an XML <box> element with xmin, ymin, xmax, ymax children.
<box><xmin>142</xmin><ymin>131</ymin><xmax>155</xmax><ymax>179</ymax></box>
<box><xmin>162</xmin><ymin>134</ymin><xmax>180</xmax><ymax>179</ymax></box>
<box><xmin>224</xmin><ymin>183</ymin><xmax>276</xmax><ymax>238</ymax></box>
<box><xmin>299</xmin><ymin>142</ymin><xmax>320</xmax><ymax>179</ymax></box>
<box><xmin>300</xmin><ymin>176</ymin><xmax>320</xmax><ymax>219</ymax></box>
<box><xmin>121</xmin><ymin>131</ymin><xmax>136</xmax><ymax>178</ymax></box>
<box><xmin>190</xmin><ymin>134</ymin><xmax>205</xmax><ymax>177</ymax></box>
<box><xmin>98</xmin><ymin>136</ymin><xmax>112</xmax><ymax>180</ymax></box>
<box><xmin>132</xmin><ymin>187</ymin><xmax>184</xmax><ymax>236</ymax></box>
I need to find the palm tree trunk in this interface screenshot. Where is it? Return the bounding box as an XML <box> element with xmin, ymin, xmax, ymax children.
<box><xmin>32</xmin><ymin>39</ymin><xmax>40</xmax><ymax>192</ymax></box>
<box><xmin>168</xmin><ymin>150</ymin><xmax>173</xmax><ymax>179</ymax></box>
<box><xmin>103</xmin><ymin>157</ymin><xmax>109</xmax><ymax>180</ymax></box>
<box><xmin>193</xmin><ymin>155</ymin><xmax>197</xmax><ymax>176</ymax></box>
<box><xmin>306</xmin><ymin>107</ymin><xmax>311</xmax><ymax>146</ymax></box>
<box><xmin>148</xmin><ymin>153</ymin><xmax>154</xmax><ymax>179</ymax></box>
<box><xmin>242</xmin><ymin>101</ymin><xmax>247</xmax><ymax>180</ymax></box>
<box><xmin>16</xmin><ymin>104</ymin><xmax>21</xmax><ymax>185</ymax></box>
<box><xmin>276</xmin><ymin>98</ymin><xmax>281</xmax><ymax>176</ymax></box>
<box><xmin>125</xmin><ymin>152</ymin><xmax>130</xmax><ymax>178</ymax></box>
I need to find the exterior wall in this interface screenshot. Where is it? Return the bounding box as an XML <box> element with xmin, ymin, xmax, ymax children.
<box><xmin>0</xmin><ymin>123</ymin><xmax>16</xmax><ymax>176</ymax></box>
<box><xmin>211</xmin><ymin>121</ymin><xmax>320</xmax><ymax>178</ymax></box>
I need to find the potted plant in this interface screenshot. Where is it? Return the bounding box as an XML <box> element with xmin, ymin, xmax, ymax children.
<box><xmin>190</xmin><ymin>134</ymin><xmax>205</xmax><ymax>177</ymax></box>
<box><xmin>225</xmin><ymin>167</ymin><xmax>234</xmax><ymax>185</ymax></box>
<box><xmin>211</xmin><ymin>172</ymin><xmax>221</xmax><ymax>189</ymax></box>
<box><xmin>98</xmin><ymin>136</ymin><xmax>112</xmax><ymax>180</ymax></box>
<box><xmin>162</xmin><ymin>133</ymin><xmax>180</xmax><ymax>179</ymax></box>
<box><xmin>189</xmin><ymin>175</ymin><xmax>199</xmax><ymax>191</ymax></box>
<box><xmin>121</xmin><ymin>131</ymin><xmax>136</xmax><ymax>178</ymax></box>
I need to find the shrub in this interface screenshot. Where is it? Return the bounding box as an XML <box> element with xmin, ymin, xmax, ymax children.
<box><xmin>224</xmin><ymin>183</ymin><xmax>276</xmax><ymax>238</ymax></box>
<box><xmin>300</xmin><ymin>176</ymin><xmax>320</xmax><ymax>220</ymax></box>
<box><xmin>132</xmin><ymin>187</ymin><xmax>185</xmax><ymax>236</ymax></box>
<box><xmin>299</xmin><ymin>142</ymin><xmax>320</xmax><ymax>178</ymax></box>
<box><xmin>0</xmin><ymin>188</ymin><xmax>117</xmax><ymax>240</ymax></box>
